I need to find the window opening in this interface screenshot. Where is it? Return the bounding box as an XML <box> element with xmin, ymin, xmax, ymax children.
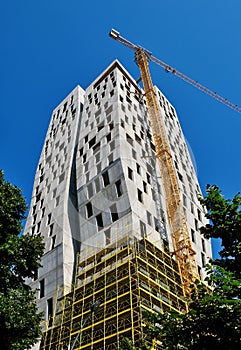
<box><xmin>51</xmin><ymin>236</ymin><xmax>56</xmax><ymax>250</ymax></box>
<box><xmin>40</xmin><ymin>279</ymin><xmax>45</xmax><ymax>298</ymax></box>
<box><xmin>86</xmin><ymin>202</ymin><xmax>93</xmax><ymax>218</ymax></box>
<box><xmin>96</xmin><ymin>214</ymin><xmax>103</xmax><ymax>230</ymax></box>
<box><xmin>128</xmin><ymin>167</ymin><xmax>133</xmax><ymax>180</ymax></box>
<box><xmin>115</xmin><ymin>180</ymin><xmax>123</xmax><ymax>197</ymax></box>
<box><xmin>110</xmin><ymin>204</ymin><xmax>119</xmax><ymax>222</ymax></box>
<box><xmin>138</xmin><ymin>189</ymin><xmax>143</xmax><ymax>203</ymax></box>
<box><xmin>102</xmin><ymin>171</ymin><xmax>110</xmax><ymax>187</ymax></box>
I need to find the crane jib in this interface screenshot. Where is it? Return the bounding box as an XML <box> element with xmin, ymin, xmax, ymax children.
<box><xmin>109</xmin><ymin>28</ymin><xmax>241</xmax><ymax>114</ymax></box>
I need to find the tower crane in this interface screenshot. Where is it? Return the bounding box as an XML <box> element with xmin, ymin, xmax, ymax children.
<box><xmin>109</xmin><ymin>29</ymin><xmax>240</xmax><ymax>297</ymax></box>
<box><xmin>109</xmin><ymin>29</ymin><xmax>241</xmax><ymax>114</ymax></box>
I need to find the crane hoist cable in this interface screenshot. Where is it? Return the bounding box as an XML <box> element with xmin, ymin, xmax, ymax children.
<box><xmin>109</xmin><ymin>29</ymin><xmax>205</xmax><ymax>297</ymax></box>
<box><xmin>109</xmin><ymin>29</ymin><xmax>241</xmax><ymax>114</ymax></box>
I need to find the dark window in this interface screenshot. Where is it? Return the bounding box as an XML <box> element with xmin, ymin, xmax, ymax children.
<box><xmin>108</xmin><ymin>153</ymin><xmax>113</xmax><ymax>165</ymax></box>
<box><xmin>93</xmin><ymin>142</ymin><xmax>100</xmax><ymax>153</ymax></box>
<box><xmin>150</xmin><ymin>142</ymin><xmax>156</xmax><ymax>152</ymax></box>
<box><xmin>40</xmin><ymin>279</ymin><xmax>45</xmax><ymax>298</ymax></box>
<box><xmin>39</xmin><ymin>174</ymin><xmax>44</xmax><ymax>183</ymax></box>
<box><xmin>143</xmin><ymin>181</ymin><xmax>147</xmax><ymax>193</ymax></box>
<box><xmin>154</xmin><ymin>217</ymin><xmax>160</xmax><ymax>233</ymax></box>
<box><xmin>47</xmin><ymin>298</ymin><xmax>53</xmax><ymax>325</ymax></box>
<box><xmin>49</xmin><ymin>224</ymin><xmax>54</xmax><ymax>236</ymax></box>
<box><xmin>135</xmin><ymin>134</ymin><xmax>141</xmax><ymax>144</ymax></box>
<box><xmin>33</xmin><ymin>214</ymin><xmax>37</xmax><ymax>225</ymax></box>
<box><xmin>47</xmin><ymin>214</ymin><xmax>51</xmax><ymax>225</ymax></box>
<box><xmin>110</xmin><ymin>204</ymin><xmax>119</xmax><ymax>222</ymax></box>
<box><xmin>96</xmin><ymin>214</ymin><xmax>103</xmax><ymax>230</ymax></box>
<box><xmin>106</xmin><ymin>133</ymin><xmax>111</xmax><ymax>142</ymax></box>
<box><xmin>89</xmin><ymin>136</ymin><xmax>96</xmax><ymax>148</ymax></box>
<box><xmin>146</xmin><ymin>173</ymin><xmax>151</xmax><ymax>184</ymax></box>
<box><xmin>191</xmin><ymin>229</ymin><xmax>196</xmax><ymax>243</ymax></box>
<box><xmin>51</xmin><ymin>236</ymin><xmax>56</xmax><ymax>249</ymax></box>
<box><xmin>136</xmin><ymin>163</ymin><xmax>141</xmax><ymax>175</ymax></box>
<box><xmin>86</xmin><ymin>202</ymin><xmax>93</xmax><ymax>218</ymax></box>
<box><xmin>146</xmin><ymin>211</ymin><xmax>152</xmax><ymax>226</ymax></box>
<box><xmin>63</xmin><ymin>102</ymin><xmax>68</xmax><ymax>112</ymax></box>
<box><xmin>33</xmin><ymin>269</ymin><xmax>38</xmax><ymax>281</ymax></box>
<box><xmin>115</xmin><ymin>180</ymin><xmax>123</xmax><ymax>197</ymax></box>
<box><xmin>102</xmin><ymin>171</ymin><xmax>110</xmax><ymax>187</ymax></box>
<box><xmin>109</xmin><ymin>122</ymin><xmax>114</xmax><ymax>131</ymax></box>
<box><xmin>53</xmin><ymin>188</ymin><xmax>57</xmax><ymax>198</ymax></box>
<box><xmin>128</xmin><ymin>167</ymin><xmax>133</xmax><ymax>180</ymax></box>
<box><xmin>138</xmin><ymin>189</ymin><xmax>143</xmax><ymax>203</ymax></box>
<box><xmin>98</xmin><ymin>123</ymin><xmax>104</xmax><ymax>132</ymax></box>
<box><xmin>36</xmin><ymin>193</ymin><xmax>41</xmax><ymax>203</ymax></box>
<box><xmin>191</xmin><ymin>202</ymin><xmax>194</xmax><ymax>214</ymax></box>
<box><xmin>59</xmin><ymin>173</ymin><xmax>65</xmax><ymax>184</ymax></box>
<box><xmin>32</xmin><ymin>205</ymin><xmax>37</xmax><ymax>215</ymax></box>
<box><xmin>197</xmin><ymin>209</ymin><xmax>202</xmax><ymax>221</ymax></box>
<box><xmin>126</xmin><ymin>134</ymin><xmax>133</xmax><ymax>146</ymax></box>
<box><xmin>201</xmin><ymin>252</ymin><xmax>206</xmax><ymax>267</ymax></box>
<box><xmin>202</xmin><ymin>238</ymin><xmax>206</xmax><ymax>252</ymax></box>
<box><xmin>178</xmin><ymin>172</ymin><xmax>183</xmax><ymax>182</ymax></box>
<box><xmin>195</xmin><ymin>219</ymin><xmax>199</xmax><ymax>231</ymax></box>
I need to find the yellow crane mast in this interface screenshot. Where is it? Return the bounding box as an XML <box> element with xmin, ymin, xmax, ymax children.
<box><xmin>134</xmin><ymin>47</ymin><xmax>199</xmax><ymax>296</ymax></box>
<box><xmin>110</xmin><ymin>29</ymin><xmax>199</xmax><ymax>295</ymax></box>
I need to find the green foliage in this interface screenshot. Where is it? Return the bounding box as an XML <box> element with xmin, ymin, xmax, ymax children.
<box><xmin>142</xmin><ymin>267</ymin><xmax>241</xmax><ymax>350</ymax></box>
<box><xmin>199</xmin><ymin>184</ymin><xmax>241</xmax><ymax>279</ymax></box>
<box><xmin>122</xmin><ymin>185</ymin><xmax>241</xmax><ymax>349</ymax></box>
<box><xmin>0</xmin><ymin>170</ymin><xmax>45</xmax><ymax>350</ymax></box>
<box><xmin>120</xmin><ymin>337</ymin><xmax>151</xmax><ymax>350</ymax></box>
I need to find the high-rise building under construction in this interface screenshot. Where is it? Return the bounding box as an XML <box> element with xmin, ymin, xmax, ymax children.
<box><xmin>24</xmin><ymin>60</ymin><xmax>212</xmax><ymax>349</ymax></box>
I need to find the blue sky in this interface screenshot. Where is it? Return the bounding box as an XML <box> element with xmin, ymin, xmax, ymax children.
<box><xmin>1</xmin><ymin>1</ymin><xmax>241</xmax><ymax>256</ymax></box>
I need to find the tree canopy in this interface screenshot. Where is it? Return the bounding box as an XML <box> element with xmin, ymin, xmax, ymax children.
<box><xmin>199</xmin><ymin>184</ymin><xmax>241</xmax><ymax>280</ymax></box>
<box><xmin>0</xmin><ymin>170</ymin><xmax>44</xmax><ymax>350</ymax></box>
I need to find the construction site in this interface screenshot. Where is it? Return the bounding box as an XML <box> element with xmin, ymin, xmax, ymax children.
<box><xmin>23</xmin><ymin>29</ymin><xmax>240</xmax><ymax>349</ymax></box>
<box><xmin>40</xmin><ymin>236</ymin><xmax>186</xmax><ymax>349</ymax></box>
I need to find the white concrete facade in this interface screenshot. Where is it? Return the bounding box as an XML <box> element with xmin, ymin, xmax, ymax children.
<box><xmin>24</xmin><ymin>60</ymin><xmax>212</xmax><ymax>348</ymax></box>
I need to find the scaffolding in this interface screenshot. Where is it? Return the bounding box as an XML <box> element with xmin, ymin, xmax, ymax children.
<box><xmin>40</xmin><ymin>235</ymin><xmax>186</xmax><ymax>349</ymax></box>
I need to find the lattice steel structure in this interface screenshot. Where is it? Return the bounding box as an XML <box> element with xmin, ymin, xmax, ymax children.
<box><xmin>40</xmin><ymin>235</ymin><xmax>186</xmax><ymax>349</ymax></box>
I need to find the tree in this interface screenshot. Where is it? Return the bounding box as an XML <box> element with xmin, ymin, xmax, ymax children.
<box><xmin>0</xmin><ymin>170</ymin><xmax>44</xmax><ymax>350</ymax></box>
<box><xmin>199</xmin><ymin>184</ymin><xmax>241</xmax><ymax>280</ymax></box>
<box><xmin>121</xmin><ymin>185</ymin><xmax>241</xmax><ymax>349</ymax></box>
